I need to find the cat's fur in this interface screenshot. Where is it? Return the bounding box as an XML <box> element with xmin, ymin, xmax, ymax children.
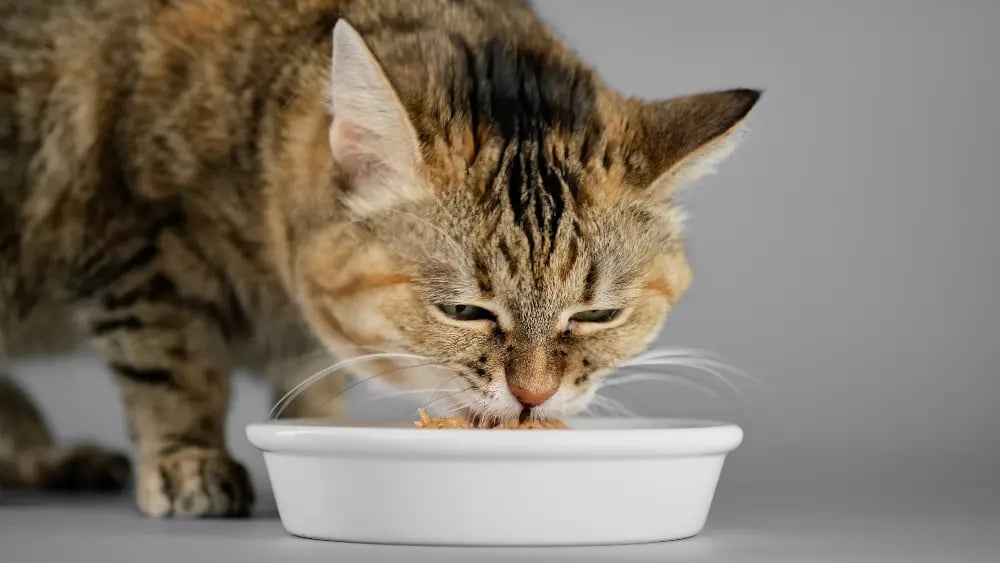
<box><xmin>0</xmin><ymin>0</ymin><xmax>759</xmax><ymax>517</ymax></box>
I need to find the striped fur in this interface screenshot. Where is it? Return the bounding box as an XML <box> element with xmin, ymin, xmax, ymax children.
<box><xmin>0</xmin><ymin>0</ymin><xmax>758</xmax><ymax>518</ymax></box>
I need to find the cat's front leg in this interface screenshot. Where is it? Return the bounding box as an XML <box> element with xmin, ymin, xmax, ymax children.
<box><xmin>79</xmin><ymin>268</ymin><xmax>253</xmax><ymax>517</ymax></box>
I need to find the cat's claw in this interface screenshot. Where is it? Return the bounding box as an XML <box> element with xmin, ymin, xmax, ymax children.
<box><xmin>137</xmin><ymin>448</ymin><xmax>254</xmax><ymax>518</ymax></box>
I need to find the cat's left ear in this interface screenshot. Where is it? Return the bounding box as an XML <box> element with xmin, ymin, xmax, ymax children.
<box><xmin>329</xmin><ymin>20</ymin><xmax>425</xmax><ymax>215</ymax></box>
<box><xmin>628</xmin><ymin>88</ymin><xmax>761</xmax><ymax>201</ymax></box>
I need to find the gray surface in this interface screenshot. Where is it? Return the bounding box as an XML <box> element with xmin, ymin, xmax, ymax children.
<box><xmin>2</xmin><ymin>484</ymin><xmax>998</xmax><ymax>562</ymax></box>
<box><xmin>2</xmin><ymin>0</ymin><xmax>999</xmax><ymax>561</ymax></box>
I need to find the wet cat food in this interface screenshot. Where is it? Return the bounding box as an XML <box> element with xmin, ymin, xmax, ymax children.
<box><xmin>414</xmin><ymin>408</ymin><xmax>567</xmax><ymax>429</ymax></box>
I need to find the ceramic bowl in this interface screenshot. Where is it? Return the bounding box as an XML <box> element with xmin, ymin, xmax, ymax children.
<box><xmin>247</xmin><ymin>417</ymin><xmax>742</xmax><ymax>546</ymax></box>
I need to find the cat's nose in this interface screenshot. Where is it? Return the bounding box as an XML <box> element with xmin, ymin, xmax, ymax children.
<box><xmin>509</xmin><ymin>385</ymin><xmax>556</xmax><ymax>407</ymax></box>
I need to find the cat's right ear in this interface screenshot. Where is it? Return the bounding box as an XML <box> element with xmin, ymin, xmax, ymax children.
<box><xmin>329</xmin><ymin>20</ymin><xmax>425</xmax><ymax>215</ymax></box>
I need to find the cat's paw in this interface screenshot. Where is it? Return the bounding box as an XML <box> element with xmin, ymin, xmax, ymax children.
<box><xmin>45</xmin><ymin>445</ymin><xmax>132</xmax><ymax>491</ymax></box>
<box><xmin>136</xmin><ymin>448</ymin><xmax>253</xmax><ymax>518</ymax></box>
<box><xmin>4</xmin><ymin>444</ymin><xmax>132</xmax><ymax>491</ymax></box>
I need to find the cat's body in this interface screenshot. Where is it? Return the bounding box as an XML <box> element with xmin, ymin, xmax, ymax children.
<box><xmin>0</xmin><ymin>0</ymin><xmax>359</xmax><ymax>400</ymax></box>
<box><xmin>1</xmin><ymin>0</ymin><xmax>758</xmax><ymax>517</ymax></box>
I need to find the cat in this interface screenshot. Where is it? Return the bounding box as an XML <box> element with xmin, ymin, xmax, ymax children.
<box><xmin>0</xmin><ymin>0</ymin><xmax>759</xmax><ymax>517</ymax></box>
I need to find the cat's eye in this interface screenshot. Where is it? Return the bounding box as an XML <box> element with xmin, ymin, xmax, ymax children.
<box><xmin>570</xmin><ymin>309</ymin><xmax>621</xmax><ymax>323</ymax></box>
<box><xmin>437</xmin><ymin>304</ymin><xmax>497</xmax><ymax>323</ymax></box>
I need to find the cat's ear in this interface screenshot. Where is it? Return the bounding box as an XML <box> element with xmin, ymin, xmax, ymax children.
<box><xmin>329</xmin><ymin>20</ymin><xmax>424</xmax><ymax>215</ymax></box>
<box><xmin>628</xmin><ymin>88</ymin><xmax>760</xmax><ymax>201</ymax></box>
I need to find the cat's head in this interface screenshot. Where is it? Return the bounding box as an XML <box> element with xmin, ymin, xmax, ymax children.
<box><xmin>289</xmin><ymin>22</ymin><xmax>759</xmax><ymax>423</ymax></box>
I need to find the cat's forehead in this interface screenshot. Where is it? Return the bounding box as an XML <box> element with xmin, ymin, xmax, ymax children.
<box><xmin>405</xmin><ymin>40</ymin><xmax>669</xmax><ymax>312</ymax></box>
<box><xmin>419</xmin><ymin>37</ymin><xmax>614</xmax><ymax>183</ymax></box>
<box><xmin>462</xmin><ymin>39</ymin><xmax>604</xmax><ymax>143</ymax></box>
<box><xmin>447</xmin><ymin>42</ymin><xmax>613</xmax><ymax>262</ymax></box>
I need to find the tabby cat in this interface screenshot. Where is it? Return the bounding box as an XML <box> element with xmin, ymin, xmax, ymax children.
<box><xmin>0</xmin><ymin>0</ymin><xmax>759</xmax><ymax>517</ymax></box>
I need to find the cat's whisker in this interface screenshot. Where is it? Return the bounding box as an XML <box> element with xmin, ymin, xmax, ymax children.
<box><xmin>622</xmin><ymin>357</ymin><xmax>748</xmax><ymax>401</ymax></box>
<box><xmin>628</xmin><ymin>346</ymin><xmax>718</xmax><ymax>363</ymax></box>
<box><xmin>434</xmin><ymin>399</ymin><xmax>474</xmax><ymax>417</ymax></box>
<box><xmin>278</xmin><ymin>345</ymin><xmax>393</xmax><ymax>370</ymax></box>
<box><xmin>389</xmin><ymin>370</ymin><xmax>471</xmax><ymax>417</ymax></box>
<box><xmin>581</xmin><ymin>399</ymin><xmax>604</xmax><ymax>416</ymax></box>
<box><xmin>360</xmin><ymin>387</ymin><xmax>463</xmax><ymax>404</ymax></box>
<box><xmin>624</xmin><ymin>348</ymin><xmax>762</xmax><ymax>387</ymax></box>
<box><xmin>589</xmin><ymin>396</ymin><xmax>622</xmax><ymax>417</ymax></box>
<box><xmin>589</xmin><ymin>393</ymin><xmax>640</xmax><ymax>418</ymax></box>
<box><xmin>326</xmin><ymin>365</ymin><xmax>464</xmax><ymax>410</ymax></box>
<box><xmin>601</xmin><ymin>371</ymin><xmax>729</xmax><ymax>403</ymax></box>
<box><xmin>623</xmin><ymin>350</ymin><xmax>760</xmax><ymax>386</ymax></box>
<box><xmin>620</xmin><ymin>348</ymin><xmax>764</xmax><ymax>386</ymax></box>
<box><xmin>269</xmin><ymin>352</ymin><xmax>430</xmax><ymax>419</ymax></box>
<box><xmin>417</xmin><ymin>388</ymin><xmax>469</xmax><ymax>415</ymax></box>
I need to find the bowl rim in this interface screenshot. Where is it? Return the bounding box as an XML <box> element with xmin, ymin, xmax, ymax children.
<box><xmin>246</xmin><ymin>417</ymin><xmax>744</xmax><ymax>460</ymax></box>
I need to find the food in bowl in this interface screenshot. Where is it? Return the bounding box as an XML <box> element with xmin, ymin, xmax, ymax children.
<box><xmin>413</xmin><ymin>408</ymin><xmax>567</xmax><ymax>429</ymax></box>
<box><xmin>413</xmin><ymin>408</ymin><xmax>471</xmax><ymax>429</ymax></box>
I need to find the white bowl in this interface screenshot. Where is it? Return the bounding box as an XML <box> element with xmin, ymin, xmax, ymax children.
<box><xmin>246</xmin><ymin>417</ymin><xmax>743</xmax><ymax>546</ymax></box>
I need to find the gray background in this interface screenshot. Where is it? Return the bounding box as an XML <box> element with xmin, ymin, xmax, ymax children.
<box><xmin>3</xmin><ymin>1</ymin><xmax>998</xmax><ymax>561</ymax></box>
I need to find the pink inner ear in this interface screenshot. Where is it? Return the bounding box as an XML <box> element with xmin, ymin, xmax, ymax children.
<box><xmin>330</xmin><ymin>120</ymin><xmax>393</xmax><ymax>182</ymax></box>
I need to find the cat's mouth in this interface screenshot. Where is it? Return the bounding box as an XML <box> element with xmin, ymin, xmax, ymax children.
<box><xmin>427</xmin><ymin>407</ymin><xmax>565</xmax><ymax>429</ymax></box>
<box><xmin>451</xmin><ymin>402</ymin><xmax>564</xmax><ymax>429</ymax></box>
<box><xmin>463</xmin><ymin>408</ymin><xmax>529</xmax><ymax>427</ymax></box>
<box><xmin>434</xmin><ymin>380</ymin><xmax>576</xmax><ymax>426</ymax></box>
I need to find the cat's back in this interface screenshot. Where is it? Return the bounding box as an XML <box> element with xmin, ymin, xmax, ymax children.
<box><xmin>0</xmin><ymin>0</ymin><xmax>555</xmax><ymax>354</ymax></box>
<box><xmin>0</xmin><ymin>0</ymin><xmax>136</xmax><ymax>202</ymax></box>
<box><xmin>1</xmin><ymin>0</ymin><xmax>548</xmax><ymax>255</ymax></box>
<box><xmin>1</xmin><ymin>0</ymin><xmax>545</xmax><ymax>207</ymax></box>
